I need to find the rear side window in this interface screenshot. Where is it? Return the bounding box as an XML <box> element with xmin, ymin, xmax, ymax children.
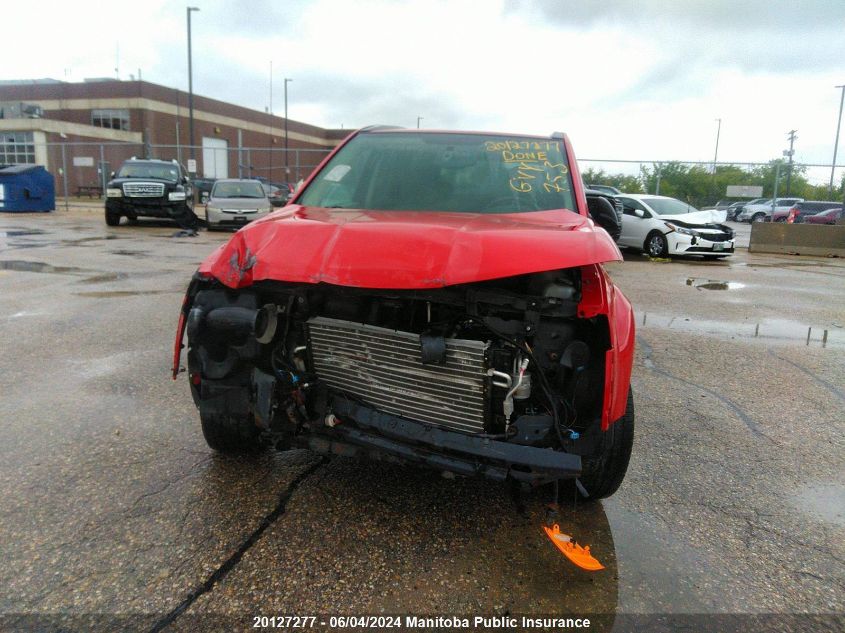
<box><xmin>798</xmin><ymin>201</ymin><xmax>841</xmax><ymax>212</ymax></box>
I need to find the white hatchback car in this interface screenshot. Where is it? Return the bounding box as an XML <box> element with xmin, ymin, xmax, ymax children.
<box><xmin>617</xmin><ymin>194</ymin><xmax>735</xmax><ymax>259</ymax></box>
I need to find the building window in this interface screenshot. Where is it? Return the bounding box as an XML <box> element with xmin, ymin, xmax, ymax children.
<box><xmin>0</xmin><ymin>131</ymin><xmax>35</xmax><ymax>164</ymax></box>
<box><xmin>92</xmin><ymin>109</ymin><xmax>130</xmax><ymax>131</ymax></box>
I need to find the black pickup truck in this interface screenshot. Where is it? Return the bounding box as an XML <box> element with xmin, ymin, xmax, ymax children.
<box><xmin>104</xmin><ymin>158</ymin><xmax>195</xmax><ymax>227</ymax></box>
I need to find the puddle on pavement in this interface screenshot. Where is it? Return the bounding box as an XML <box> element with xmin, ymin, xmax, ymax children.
<box><xmin>78</xmin><ymin>272</ymin><xmax>131</xmax><ymax>284</ymax></box>
<box><xmin>0</xmin><ymin>259</ymin><xmax>159</xmax><ymax>285</ymax></box>
<box><xmin>61</xmin><ymin>235</ymin><xmax>123</xmax><ymax>245</ymax></box>
<box><xmin>791</xmin><ymin>483</ymin><xmax>845</xmax><ymax>527</ymax></box>
<box><xmin>0</xmin><ymin>229</ymin><xmax>47</xmax><ymax>237</ymax></box>
<box><xmin>686</xmin><ymin>278</ymin><xmax>746</xmax><ymax>291</ymax></box>
<box><xmin>0</xmin><ymin>260</ymin><xmax>89</xmax><ymax>275</ymax></box>
<box><xmin>75</xmin><ymin>290</ymin><xmax>177</xmax><ymax>298</ymax></box>
<box><xmin>110</xmin><ymin>249</ymin><xmax>149</xmax><ymax>257</ymax></box>
<box><xmin>638</xmin><ymin>312</ymin><xmax>845</xmax><ymax>349</ymax></box>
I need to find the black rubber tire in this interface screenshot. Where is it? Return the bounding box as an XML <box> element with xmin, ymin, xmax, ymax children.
<box><xmin>578</xmin><ymin>387</ymin><xmax>635</xmax><ymax>500</ymax></box>
<box><xmin>752</xmin><ymin>212</ymin><xmax>766</xmax><ymax>223</ymax></box>
<box><xmin>199</xmin><ymin>388</ymin><xmax>262</xmax><ymax>452</ymax></box>
<box><xmin>105</xmin><ymin>210</ymin><xmax>121</xmax><ymax>226</ymax></box>
<box><xmin>644</xmin><ymin>231</ymin><xmax>668</xmax><ymax>257</ymax></box>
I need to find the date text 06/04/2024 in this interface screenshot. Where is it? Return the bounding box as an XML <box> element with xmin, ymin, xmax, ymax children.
<box><xmin>252</xmin><ymin>615</ymin><xmax>592</xmax><ymax>629</ymax></box>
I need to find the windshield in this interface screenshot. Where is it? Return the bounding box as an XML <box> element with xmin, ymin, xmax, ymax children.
<box><xmin>117</xmin><ymin>162</ymin><xmax>180</xmax><ymax>181</ymax></box>
<box><xmin>211</xmin><ymin>181</ymin><xmax>266</xmax><ymax>199</ymax></box>
<box><xmin>642</xmin><ymin>197</ymin><xmax>700</xmax><ymax>215</ymax></box>
<box><xmin>297</xmin><ymin>132</ymin><xmax>575</xmax><ymax>214</ymax></box>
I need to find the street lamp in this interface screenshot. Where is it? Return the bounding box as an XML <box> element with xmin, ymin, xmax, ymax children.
<box><xmin>186</xmin><ymin>6</ymin><xmax>200</xmax><ymax>166</ymax></box>
<box><xmin>829</xmin><ymin>85</ymin><xmax>845</xmax><ymax>195</ymax></box>
<box><xmin>284</xmin><ymin>78</ymin><xmax>292</xmax><ymax>177</ymax></box>
<box><xmin>712</xmin><ymin>118</ymin><xmax>721</xmax><ymax>173</ymax></box>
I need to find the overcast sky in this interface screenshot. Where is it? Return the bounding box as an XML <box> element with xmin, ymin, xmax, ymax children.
<box><xmin>5</xmin><ymin>0</ymin><xmax>845</xmax><ymax>182</ymax></box>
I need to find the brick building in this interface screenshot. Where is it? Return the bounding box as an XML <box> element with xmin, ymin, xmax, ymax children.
<box><xmin>0</xmin><ymin>78</ymin><xmax>347</xmax><ymax>193</ymax></box>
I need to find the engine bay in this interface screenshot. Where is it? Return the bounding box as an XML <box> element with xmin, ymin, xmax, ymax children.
<box><xmin>184</xmin><ymin>267</ymin><xmax>612</xmax><ymax>455</ymax></box>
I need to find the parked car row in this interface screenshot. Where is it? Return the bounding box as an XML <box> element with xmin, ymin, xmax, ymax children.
<box><xmin>769</xmin><ymin>200</ymin><xmax>843</xmax><ymax>224</ymax></box>
<box><xmin>103</xmin><ymin>157</ymin><xmax>299</xmax><ymax>230</ymax></box>
<box><xmin>735</xmin><ymin>198</ymin><xmax>803</xmax><ymax>223</ymax></box>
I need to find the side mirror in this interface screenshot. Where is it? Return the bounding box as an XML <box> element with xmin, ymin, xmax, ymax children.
<box><xmin>586</xmin><ymin>196</ymin><xmax>621</xmax><ymax>241</ymax></box>
<box><xmin>634</xmin><ymin>208</ymin><xmax>645</xmax><ymax>218</ymax></box>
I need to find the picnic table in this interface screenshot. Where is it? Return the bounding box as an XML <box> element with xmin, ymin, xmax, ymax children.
<box><xmin>76</xmin><ymin>185</ymin><xmax>103</xmax><ymax>198</ymax></box>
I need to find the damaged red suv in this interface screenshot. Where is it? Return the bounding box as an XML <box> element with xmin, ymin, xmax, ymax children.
<box><xmin>173</xmin><ymin>127</ymin><xmax>635</xmax><ymax>499</ymax></box>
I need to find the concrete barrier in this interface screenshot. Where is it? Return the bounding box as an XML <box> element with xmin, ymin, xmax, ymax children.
<box><xmin>749</xmin><ymin>223</ymin><xmax>845</xmax><ymax>257</ymax></box>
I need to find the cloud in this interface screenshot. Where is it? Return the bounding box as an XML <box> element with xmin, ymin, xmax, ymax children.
<box><xmin>512</xmin><ymin>0</ymin><xmax>845</xmax><ymax>73</ymax></box>
<box><xmin>3</xmin><ymin>0</ymin><xmax>844</xmax><ymax>182</ymax></box>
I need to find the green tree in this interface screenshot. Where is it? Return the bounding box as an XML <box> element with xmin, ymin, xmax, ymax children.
<box><xmin>640</xmin><ymin>162</ymin><xmax>716</xmax><ymax>207</ymax></box>
<box><xmin>580</xmin><ymin>167</ymin><xmax>643</xmax><ymax>193</ymax></box>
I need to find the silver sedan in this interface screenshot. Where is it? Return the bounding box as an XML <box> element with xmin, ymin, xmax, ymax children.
<box><xmin>205</xmin><ymin>179</ymin><xmax>274</xmax><ymax>230</ymax></box>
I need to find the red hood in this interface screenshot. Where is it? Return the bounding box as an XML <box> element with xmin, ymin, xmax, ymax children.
<box><xmin>198</xmin><ymin>205</ymin><xmax>622</xmax><ymax>289</ymax></box>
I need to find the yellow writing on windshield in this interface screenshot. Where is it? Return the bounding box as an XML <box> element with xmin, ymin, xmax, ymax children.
<box><xmin>507</xmin><ymin>154</ymin><xmax>570</xmax><ymax>195</ymax></box>
<box><xmin>486</xmin><ymin>140</ymin><xmax>558</xmax><ymax>152</ymax></box>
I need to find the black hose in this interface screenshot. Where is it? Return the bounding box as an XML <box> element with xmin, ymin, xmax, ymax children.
<box><xmin>463</xmin><ymin>315</ymin><xmax>574</xmax><ymax>445</ymax></box>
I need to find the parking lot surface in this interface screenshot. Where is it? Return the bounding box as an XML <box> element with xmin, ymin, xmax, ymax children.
<box><xmin>1</xmin><ymin>208</ymin><xmax>843</xmax><ymax>631</ymax></box>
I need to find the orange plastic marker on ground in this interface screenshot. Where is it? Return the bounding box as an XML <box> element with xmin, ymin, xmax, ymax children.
<box><xmin>543</xmin><ymin>524</ymin><xmax>605</xmax><ymax>571</ymax></box>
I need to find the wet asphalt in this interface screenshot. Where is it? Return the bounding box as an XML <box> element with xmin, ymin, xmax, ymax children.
<box><xmin>0</xmin><ymin>208</ymin><xmax>843</xmax><ymax>631</ymax></box>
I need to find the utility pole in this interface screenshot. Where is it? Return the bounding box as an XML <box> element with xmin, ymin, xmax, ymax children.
<box><xmin>785</xmin><ymin>129</ymin><xmax>797</xmax><ymax>195</ymax></box>
<box><xmin>269</xmin><ymin>61</ymin><xmax>273</xmax><ymax>182</ymax></box>
<box><xmin>829</xmin><ymin>85</ymin><xmax>845</xmax><ymax>195</ymax></box>
<box><xmin>284</xmin><ymin>78</ymin><xmax>292</xmax><ymax>178</ymax></box>
<box><xmin>712</xmin><ymin>118</ymin><xmax>721</xmax><ymax>173</ymax></box>
<box><xmin>186</xmin><ymin>6</ymin><xmax>200</xmax><ymax>164</ymax></box>
<box><xmin>417</xmin><ymin>116</ymin><xmax>423</xmax><ymax>129</ymax></box>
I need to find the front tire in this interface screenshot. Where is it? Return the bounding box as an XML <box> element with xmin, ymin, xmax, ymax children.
<box><xmin>645</xmin><ymin>232</ymin><xmax>668</xmax><ymax>257</ymax></box>
<box><xmin>578</xmin><ymin>388</ymin><xmax>635</xmax><ymax>500</ymax></box>
<box><xmin>105</xmin><ymin>210</ymin><xmax>121</xmax><ymax>226</ymax></box>
<box><xmin>198</xmin><ymin>387</ymin><xmax>262</xmax><ymax>452</ymax></box>
<box><xmin>752</xmin><ymin>212</ymin><xmax>766</xmax><ymax>223</ymax></box>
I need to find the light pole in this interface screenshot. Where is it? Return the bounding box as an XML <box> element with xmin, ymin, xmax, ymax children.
<box><xmin>284</xmin><ymin>78</ymin><xmax>292</xmax><ymax>178</ymax></box>
<box><xmin>417</xmin><ymin>116</ymin><xmax>423</xmax><ymax>129</ymax></box>
<box><xmin>829</xmin><ymin>85</ymin><xmax>845</xmax><ymax>195</ymax></box>
<box><xmin>269</xmin><ymin>61</ymin><xmax>273</xmax><ymax>181</ymax></box>
<box><xmin>712</xmin><ymin>118</ymin><xmax>721</xmax><ymax>173</ymax></box>
<box><xmin>186</xmin><ymin>6</ymin><xmax>200</xmax><ymax>166</ymax></box>
<box><xmin>785</xmin><ymin>129</ymin><xmax>797</xmax><ymax>196</ymax></box>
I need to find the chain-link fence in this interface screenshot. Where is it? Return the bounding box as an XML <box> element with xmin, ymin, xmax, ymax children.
<box><xmin>577</xmin><ymin>158</ymin><xmax>845</xmax><ymax>208</ymax></box>
<box><xmin>31</xmin><ymin>140</ymin><xmax>845</xmax><ymax>211</ymax></box>
<box><xmin>38</xmin><ymin>141</ymin><xmax>333</xmax><ymax>210</ymax></box>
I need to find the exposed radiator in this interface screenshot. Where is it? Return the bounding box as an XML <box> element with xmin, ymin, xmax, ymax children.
<box><xmin>306</xmin><ymin>316</ymin><xmax>489</xmax><ymax>434</ymax></box>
